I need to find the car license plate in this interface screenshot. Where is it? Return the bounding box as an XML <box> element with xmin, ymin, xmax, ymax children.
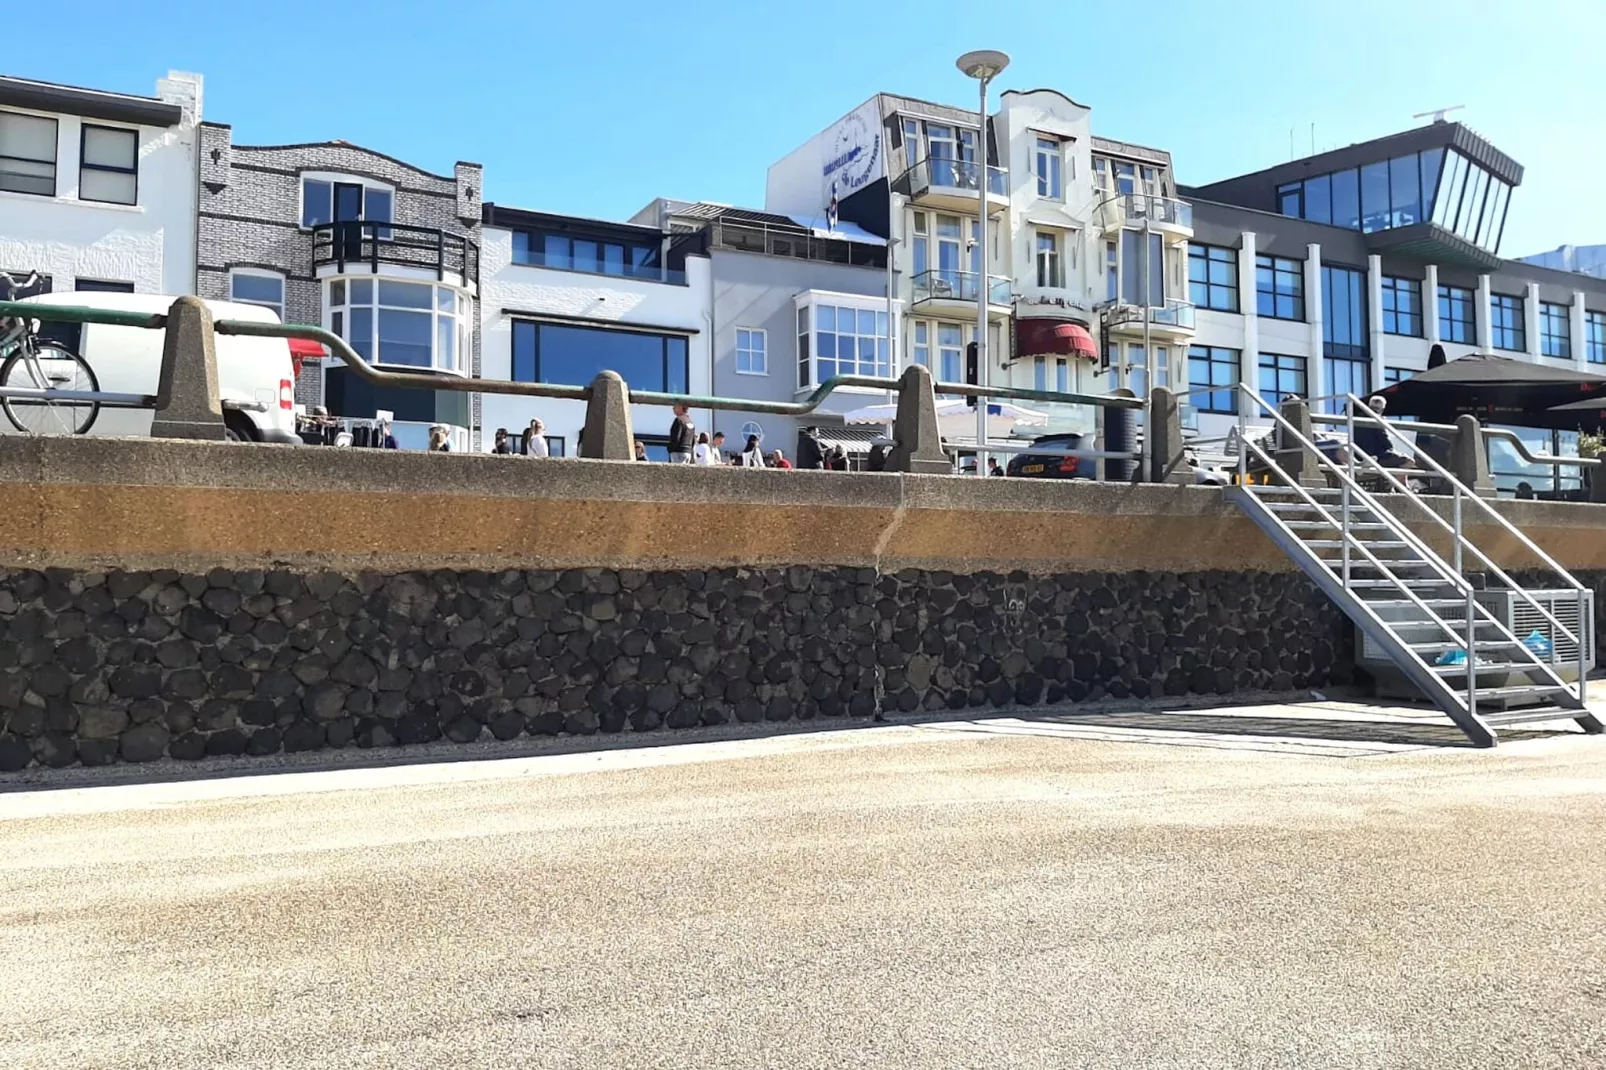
<box><xmin>1022</xmin><ymin>464</ymin><xmax>1045</xmax><ymax>474</ymax></box>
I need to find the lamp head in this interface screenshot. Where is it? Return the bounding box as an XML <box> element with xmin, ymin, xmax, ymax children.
<box><xmin>956</xmin><ymin>49</ymin><xmax>1010</xmax><ymax>81</ymax></box>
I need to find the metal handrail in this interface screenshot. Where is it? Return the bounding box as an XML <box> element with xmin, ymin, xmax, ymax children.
<box><xmin>310</xmin><ymin>221</ymin><xmax>479</xmax><ymax>282</ymax></box>
<box><xmin>1311</xmin><ymin>411</ymin><xmax>1603</xmax><ymax>469</ymax></box>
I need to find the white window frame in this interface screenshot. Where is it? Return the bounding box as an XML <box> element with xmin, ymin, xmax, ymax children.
<box><xmin>325</xmin><ymin>277</ymin><xmax>470</xmax><ymax>376</ymax></box>
<box><xmin>0</xmin><ymin>110</ymin><xmax>59</xmax><ymax>198</ymax></box>
<box><xmin>735</xmin><ymin>327</ymin><xmax>767</xmax><ymax>375</ymax></box>
<box><xmin>229</xmin><ymin>269</ymin><xmax>287</xmax><ymax>322</ymax></box>
<box><xmin>1033</xmin><ymin>135</ymin><xmax>1063</xmax><ymax>200</ymax></box>
<box><xmin>1035</xmin><ymin>229</ymin><xmax>1061</xmax><ymax>289</ymax></box>
<box><xmin>740</xmin><ymin>420</ymin><xmax>764</xmax><ymax>443</ymax></box>
<box><xmin>299</xmin><ymin>172</ymin><xmax>396</xmax><ymax>231</ymax></box>
<box><xmin>794</xmin><ymin>295</ymin><xmax>891</xmax><ymax>389</ymax></box>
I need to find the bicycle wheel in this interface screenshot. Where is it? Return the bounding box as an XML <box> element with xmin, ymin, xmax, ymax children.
<box><xmin>0</xmin><ymin>341</ymin><xmax>100</xmax><ymax>435</ymax></box>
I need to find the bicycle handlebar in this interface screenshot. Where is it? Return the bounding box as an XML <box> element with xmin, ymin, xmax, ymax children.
<box><xmin>0</xmin><ymin>270</ymin><xmax>41</xmax><ymax>301</ymax></box>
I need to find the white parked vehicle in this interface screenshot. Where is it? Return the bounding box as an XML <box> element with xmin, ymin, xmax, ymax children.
<box><xmin>16</xmin><ymin>290</ymin><xmax>300</xmax><ymax>443</ymax></box>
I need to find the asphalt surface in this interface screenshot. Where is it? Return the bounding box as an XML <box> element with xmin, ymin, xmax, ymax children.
<box><xmin>2</xmin><ymin>702</ymin><xmax>1606</xmax><ymax>1069</ymax></box>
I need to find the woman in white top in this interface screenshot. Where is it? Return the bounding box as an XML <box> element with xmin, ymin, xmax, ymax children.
<box><xmin>525</xmin><ymin>419</ymin><xmax>549</xmax><ymax>457</ymax></box>
<box><xmin>740</xmin><ymin>434</ymin><xmax>764</xmax><ymax>467</ymax></box>
<box><xmin>692</xmin><ymin>432</ymin><xmax>714</xmax><ymax>466</ymax></box>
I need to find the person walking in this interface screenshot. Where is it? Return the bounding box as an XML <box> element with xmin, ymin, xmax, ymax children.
<box><xmin>739</xmin><ymin>434</ymin><xmax>764</xmax><ymax>467</ymax></box>
<box><xmin>770</xmin><ymin>449</ymin><xmax>793</xmax><ymax>470</ymax></box>
<box><xmin>668</xmin><ymin>404</ymin><xmax>695</xmax><ymax>464</ymax></box>
<box><xmin>709</xmin><ymin>431</ymin><xmax>726</xmax><ymax>466</ymax></box>
<box><xmin>524</xmin><ymin>419</ymin><xmax>549</xmax><ymax>457</ymax></box>
<box><xmin>693</xmin><ymin>432</ymin><xmax>715</xmax><ymax>466</ymax></box>
<box><xmin>492</xmin><ymin>428</ymin><xmax>513</xmax><ymax>454</ymax></box>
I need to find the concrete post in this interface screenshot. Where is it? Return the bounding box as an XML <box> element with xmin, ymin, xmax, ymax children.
<box><xmin>580</xmin><ymin>371</ymin><xmax>634</xmax><ymax>460</ymax></box>
<box><xmin>1147</xmin><ymin>386</ymin><xmax>1190</xmax><ymax>484</ymax></box>
<box><xmin>886</xmin><ymin>362</ymin><xmax>950</xmax><ymax>474</ymax></box>
<box><xmin>1589</xmin><ymin>462</ymin><xmax>1606</xmax><ymax>504</ymax></box>
<box><xmin>1450</xmin><ymin>414</ymin><xmax>1496</xmax><ymax>498</ymax></box>
<box><xmin>1275</xmin><ymin>396</ymin><xmax>1325</xmax><ymax>488</ymax></box>
<box><xmin>150</xmin><ymin>296</ymin><xmax>226</xmax><ymax>441</ymax></box>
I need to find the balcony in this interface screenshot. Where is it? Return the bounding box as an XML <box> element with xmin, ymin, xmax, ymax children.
<box><xmin>892</xmin><ymin>158</ymin><xmax>1009</xmax><ymax>215</ymax></box>
<box><xmin>1095</xmin><ymin>193</ymin><xmax>1193</xmax><ymax>239</ymax></box>
<box><xmin>312</xmin><ymin>222</ymin><xmax>479</xmax><ymax>289</ymax></box>
<box><xmin>1104</xmin><ymin>298</ymin><xmax>1197</xmax><ymax>341</ymax></box>
<box><xmin>910</xmin><ymin>269</ymin><xmax>1012</xmax><ymax>318</ymax></box>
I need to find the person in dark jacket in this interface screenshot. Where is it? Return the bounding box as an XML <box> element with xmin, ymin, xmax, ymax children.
<box><xmin>867</xmin><ymin>442</ymin><xmax>887</xmax><ymax>472</ymax></box>
<box><xmin>492</xmin><ymin>428</ymin><xmax>513</xmax><ymax>454</ymax></box>
<box><xmin>796</xmin><ymin>426</ymin><xmax>826</xmax><ymax>470</ymax></box>
<box><xmin>1352</xmin><ymin>395</ymin><xmax>1413</xmax><ymax>468</ymax></box>
<box><xmin>668</xmin><ymin>404</ymin><xmax>696</xmax><ymax>463</ymax></box>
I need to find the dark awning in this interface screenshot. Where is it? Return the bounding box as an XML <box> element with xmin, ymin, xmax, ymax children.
<box><xmin>1378</xmin><ymin>353</ymin><xmax>1606</xmax><ymax>430</ymax></box>
<box><xmin>1016</xmin><ymin>318</ymin><xmax>1097</xmax><ymax>360</ymax></box>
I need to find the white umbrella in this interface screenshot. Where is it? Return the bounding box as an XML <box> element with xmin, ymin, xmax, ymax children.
<box><xmin>841</xmin><ymin>397</ymin><xmax>1049</xmax><ymax>442</ymax></box>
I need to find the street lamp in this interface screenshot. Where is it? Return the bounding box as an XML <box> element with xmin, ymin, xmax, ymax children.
<box><xmin>957</xmin><ymin>49</ymin><xmax>1009</xmax><ymax>475</ymax></box>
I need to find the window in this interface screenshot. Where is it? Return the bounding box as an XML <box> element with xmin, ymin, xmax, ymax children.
<box><xmin>1587</xmin><ymin>311</ymin><xmax>1606</xmax><ymax>365</ymax></box>
<box><xmin>1034</xmin><ymin>137</ymin><xmax>1062</xmax><ymax>199</ymax></box>
<box><xmin>1258</xmin><ymin>353</ymin><xmax>1306</xmax><ymax>406</ymax></box>
<box><xmin>1035</xmin><ymin>230</ymin><xmax>1061</xmax><ymax>288</ymax></box>
<box><xmin>75</xmin><ymin>279</ymin><xmax>134</xmax><ymax>293</ymax></box>
<box><xmin>937</xmin><ymin>322</ymin><xmax>964</xmax><ymax>383</ymax></box>
<box><xmin>740</xmin><ymin>421</ymin><xmax>764</xmax><ymax>443</ymax></box>
<box><xmin>1275</xmin><ymin>150</ymin><xmax>1450</xmax><ymax>236</ymax></box>
<box><xmin>1188</xmin><ymin>345</ymin><xmax>1239</xmax><ymax>414</ymax></box>
<box><xmin>1104</xmin><ymin>241</ymin><xmax>1118</xmax><ymax>303</ymax></box>
<box><xmin>512</xmin><ymin>228</ymin><xmax>665</xmax><ymax>281</ymax></box>
<box><xmin>1033</xmin><ymin>355</ymin><xmax>1047</xmax><ymax>391</ymax></box>
<box><xmin>796</xmin><ymin>302</ymin><xmax>890</xmax><ymax>387</ymax></box>
<box><xmin>1438</xmin><ymin>284</ymin><xmax>1475</xmax><ymax>344</ymax></box>
<box><xmin>2</xmin><ymin>271</ymin><xmax>50</xmax><ymax>297</ymax></box>
<box><xmin>1321</xmin><ymin>265</ymin><xmax>1366</xmax><ymax>360</ymax></box>
<box><xmin>0</xmin><ymin>111</ymin><xmax>57</xmax><ymax>196</ymax></box>
<box><xmin>1381</xmin><ymin>277</ymin><xmax>1423</xmax><ymax>337</ymax></box>
<box><xmin>1540</xmin><ymin>302</ymin><xmax>1571</xmax><ymax>358</ymax></box>
<box><xmin>735</xmin><ymin>327</ymin><xmax>766</xmax><ymax>375</ymax></box>
<box><xmin>229</xmin><ymin>271</ymin><xmax>285</xmax><ymax>320</ymax></box>
<box><xmin>1256</xmin><ymin>255</ymin><xmax>1304</xmax><ymax>320</ymax></box>
<box><xmin>1188</xmin><ymin>245</ymin><xmax>1238</xmax><ymax>312</ymax></box>
<box><xmin>1121</xmin><ymin>230</ymin><xmax>1164</xmax><ymax>306</ymax></box>
<box><xmin>1324</xmin><ymin>356</ymin><xmax>1369</xmax><ymax>409</ymax></box>
<box><xmin>329</xmin><ymin>278</ymin><xmax>469</xmax><ymax>375</ymax></box>
<box><xmin>79</xmin><ymin>125</ymin><xmax>137</xmax><ymax>205</ymax></box>
<box><xmin>1490</xmin><ymin>293</ymin><xmax>1525</xmax><ymax>351</ymax></box>
<box><xmin>1383</xmin><ymin>367</ymin><xmax>1414</xmax><ymax>385</ymax></box>
<box><xmin>512</xmin><ymin>320</ymin><xmax>687</xmax><ymax>392</ymax></box>
<box><xmin>543</xmin><ymin>437</ymin><xmax>567</xmax><ymax>458</ymax></box>
<box><xmin>911</xmin><ymin>319</ymin><xmax>929</xmax><ymax>371</ymax></box>
<box><xmin>301</xmin><ymin>177</ymin><xmax>393</xmax><ymax>229</ymax></box>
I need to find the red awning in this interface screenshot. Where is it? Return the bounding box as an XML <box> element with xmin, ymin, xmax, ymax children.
<box><xmin>287</xmin><ymin>337</ymin><xmax>325</xmax><ymax>380</ymax></box>
<box><xmin>1017</xmin><ymin>318</ymin><xmax>1097</xmax><ymax>360</ymax></box>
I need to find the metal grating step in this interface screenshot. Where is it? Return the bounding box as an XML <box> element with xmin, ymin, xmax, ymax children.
<box><xmin>1474</xmin><ymin>684</ymin><xmax>1575</xmax><ymax>701</ymax></box>
<box><xmin>1429</xmin><ymin>662</ymin><xmax>1549</xmax><ymax>676</ymax></box>
<box><xmin>1283</xmin><ymin>521</ymin><xmax>1395</xmax><ymax>532</ymax></box>
<box><xmin>1407</xmin><ymin>640</ymin><xmax>1525</xmax><ymax>654</ymax></box>
<box><xmin>1482</xmin><ymin>707</ymin><xmax>1583</xmax><ymax>727</ymax></box>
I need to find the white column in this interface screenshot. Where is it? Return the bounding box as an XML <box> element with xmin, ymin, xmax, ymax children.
<box><xmin>1424</xmin><ymin>264</ymin><xmax>1441</xmax><ymax>344</ymax></box>
<box><xmin>1238</xmin><ymin>229</ymin><xmax>1258</xmax><ymax>419</ymax></box>
<box><xmin>1366</xmin><ymin>254</ymin><xmax>1385</xmax><ymax>393</ymax></box>
<box><xmin>1525</xmin><ymin>281</ymin><xmax>1542</xmax><ymax>361</ymax></box>
<box><xmin>1305</xmin><ymin>243</ymin><xmax>1324</xmax><ymax>404</ymax></box>
<box><xmin>1572</xmin><ymin>290</ymin><xmax>1589</xmax><ymax>369</ymax></box>
<box><xmin>1475</xmin><ymin>274</ymin><xmax>1492</xmax><ymax>351</ymax></box>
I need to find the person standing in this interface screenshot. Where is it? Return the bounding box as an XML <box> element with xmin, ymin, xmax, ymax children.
<box><xmin>668</xmin><ymin>404</ymin><xmax>695</xmax><ymax>464</ymax></box>
<box><xmin>693</xmin><ymin>432</ymin><xmax>714</xmax><ymax>466</ymax></box>
<box><xmin>428</xmin><ymin>426</ymin><xmax>451</xmax><ymax>452</ymax></box>
<box><xmin>739</xmin><ymin>434</ymin><xmax>764</xmax><ymax>467</ymax></box>
<box><xmin>709</xmin><ymin>431</ymin><xmax>726</xmax><ymax>466</ymax></box>
<box><xmin>524</xmin><ymin>419</ymin><xmax>549</xmax><ymax>458</ymax></box>
<box><xmin>796</xmin><ymin>426</ymin><xmax>826</xmax><ymax>470</ymax></box>
<box><xmin>492</xmin><ymin>428</ymin><xmax>513</xmax><ymax>454</ymax></box>
<box><xmin>988</xmin><ymin>457</ymin><xmax>1004</xmax><ymax>477</ymax></box>
<box><xmin>378</xmin><ymin>420</ymin><xmax>399</xmax><ymax>450</ymax></box>
<box><xmin>634</xmin><ymin>440</ymin><xmax>649</xmax><ymax>462</ymax></box>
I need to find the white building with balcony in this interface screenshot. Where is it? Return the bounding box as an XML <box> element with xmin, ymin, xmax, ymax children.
<box><xmin>0</xmin><ymin>71</ymin><xmax>202</xmax><ymax>299</ymax></box>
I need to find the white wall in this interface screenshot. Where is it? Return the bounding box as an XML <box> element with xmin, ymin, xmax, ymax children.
<box><xmin>0</xmin><ymin>71</ymin><xmax>200</xmax><ymax>297</ymax></box>
<box><xmin>765</xmin><ymin>96</ymin><xmax>884</xmax><ymax>218</ymax></box>
<box><xmin>477</xmin><ymin>226</ymin><xmax>713</xmax><ymax>453</ymax></box>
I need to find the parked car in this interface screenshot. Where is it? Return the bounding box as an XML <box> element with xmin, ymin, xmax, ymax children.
<box><xmin>19</xmin><ymin>291</ymin><xmax>300</xmax><ymax>443</ymax></box>
<box><xmin>1006</xmin><ymin>433</ymin><xmax>1093</xmax><ymax>479</ymax></box>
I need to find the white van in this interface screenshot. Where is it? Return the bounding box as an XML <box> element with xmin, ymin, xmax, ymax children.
<box><xmin>19</xmin><ymin>291</ymin><xmax>300</xmax><ymax>443</ymax></box>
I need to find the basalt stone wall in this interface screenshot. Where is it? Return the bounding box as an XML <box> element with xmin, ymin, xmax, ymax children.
<box><xmin>0</xmin><ymin>563</ymin><xmax>1353</xmax><ymax>771</ymax></box>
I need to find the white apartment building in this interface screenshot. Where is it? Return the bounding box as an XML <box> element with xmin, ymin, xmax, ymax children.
<box><xmin>0</xmin><ymin>72</ymin><xmax>202</xmax><ymax>298</ymax></box>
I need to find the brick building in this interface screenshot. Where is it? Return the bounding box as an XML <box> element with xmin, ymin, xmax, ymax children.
<box><xmin>194</xmin><ymin>124</ymin><xmax>483</xmax><ymax>448</ymax></box>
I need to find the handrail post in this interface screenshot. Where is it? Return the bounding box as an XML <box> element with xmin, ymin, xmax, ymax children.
<box><xmin>1466</xmin><ymin>581</ymin><xmax>1477</xmax><ymax>712</ymax></box>
<box><xmin>1579</xmin><ymin>588</ymin><xmax>1589</xmax><ymax>701</ymax></box>
<box><xmin>1343</xmin><ymin>398</ymin><xmax>1354</xmax><ymax>587</ymax></box>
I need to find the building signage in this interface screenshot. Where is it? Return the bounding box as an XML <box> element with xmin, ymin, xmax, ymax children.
<box><xmin>818</xmin><ymin>101</ymin><xmax>884</xmax><ymax>207</ymax></box>
<box><xmin>1018</xmin><ymin>294</ymin><xmax>1088</xmax><ymax>312</ymax></box>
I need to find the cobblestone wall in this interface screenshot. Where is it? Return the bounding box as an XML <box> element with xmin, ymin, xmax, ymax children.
<box><xmin>0</xmin><ymin>563</ymin><xmax>1359</xmax><ymax>772</ymax></box>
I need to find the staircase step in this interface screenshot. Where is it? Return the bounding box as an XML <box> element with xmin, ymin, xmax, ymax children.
<box><xmin>1304</xmin><ymin>540</ymin><xmax>1413</xmax><ymax>550</ymax></box>
<box><xmin>1284</xmin><ymin>521</ymin><xmax>1395</xmax><ymax>531</ymax></box>
<box><xmin>1474</xmin><ymin>684</ymin><xmax>1576</xmax><ymax>701</ymax></box>
<box><xmin>1482</xmin><ymin>707</ymin><xmax>1584</xmax><ymax>727</ymax></box>
<box><xmin>1346</xmin><ymin>579</ymin><xmax>1457</xmax><ymax>589</ymax></box>
<box><xmin>1363</xmin><ymin>598</ymin><xmax>1479</xmax><ymax>610</ymax></box>
<box><xmin>1430</xmin><ymin>662</ymin><xmax>1547</xmax><ymax>676</ymax></box>
<box><xmin>1408</xmin><ymin>640</ymin><xmax>1523</xmax><ymax>654</ymax></box>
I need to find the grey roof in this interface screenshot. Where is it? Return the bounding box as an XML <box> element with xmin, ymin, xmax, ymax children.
<box><xmin>0</xmin><ymin>75</ymin><xmax>182</xmax><ymax>127</ymax></box>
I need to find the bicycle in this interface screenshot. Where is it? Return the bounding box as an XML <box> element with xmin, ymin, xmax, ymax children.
<box><xmin>0</xmin><ymin>270</ymin><xmax>100</xmax><ymax>435</ymax></box>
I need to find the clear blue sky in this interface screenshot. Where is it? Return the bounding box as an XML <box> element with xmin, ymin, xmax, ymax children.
<box><xmin>12</xmin><ymin>0</ymin><xmax>1604</xmax><ymax>258</ymax></box>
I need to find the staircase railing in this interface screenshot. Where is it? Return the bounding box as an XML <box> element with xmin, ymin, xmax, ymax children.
<box><xmin>1342</xmin><ymin>394</ymin><xmax>1587</xmax><ymax>703</ymax></box>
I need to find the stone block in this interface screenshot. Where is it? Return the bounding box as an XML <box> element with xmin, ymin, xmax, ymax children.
<box><xmin>150</xmin><ymin>297</ymin><xmax>226</xmax><ymax>441</ymax></box>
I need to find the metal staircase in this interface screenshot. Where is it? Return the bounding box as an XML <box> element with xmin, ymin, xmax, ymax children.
<box><xmin>1227</xmin><ymin>388</ymin><xmax>1600</xmax><ymax>747</ymax></box>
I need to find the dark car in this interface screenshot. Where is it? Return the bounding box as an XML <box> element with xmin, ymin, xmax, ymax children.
<box><xmin>1006</xmin><ymin>433</ymin><xmax>1091</xmax><ymax>479</ymax></box>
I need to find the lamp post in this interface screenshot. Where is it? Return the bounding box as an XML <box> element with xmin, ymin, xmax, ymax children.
<box><xmin>957</xmin><ymin>49</ymin><xmax>1009</xmax><ymax>475</ymax></box>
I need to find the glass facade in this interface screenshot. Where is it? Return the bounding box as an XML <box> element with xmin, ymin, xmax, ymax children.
<box><xmin>1188</xmin><ymin>244</ymin><xmax>1238</xmax><ymax>311</ymax></box>
<box><xmin>511</xmin><ymin>320</ymin><xmax>688</xmax><ymax>392</ymax></box>
<box><xmin>1322</xmin><ymin>265</ymin><xmax>1366</xmax><ymax>360</ymax></box>
<box><xmin>1381</xmin><ymin>277</ymin><xmax>1423</xmax><ymax>337</ymax></box>
<box><xmin>1276</xmin><ymin>146</ymin><xmax>1510</xmax><ymax>251</ymax></box>
<box><xmin>1255</xmin><ymin>255</ymin><xmax>1304</xmax><ymax>320</ymax></box>
<box><xmin>1588</xmin><ymin>311</ymin><xmax>1606</xmax><ymax>365</ymax></box>
<box><xmin>512</xmin><ymin>228</ymin><xmax>668</xmax><ymax>282</ymax></box>
<box><xmin>1188</xmin><ymin>345</ymin><xmax>1239</xmax><ymax>414</ymax></box>
<box><xmin>328</xmin><ymin>278</ymin><xmax>469</xmax><ymax>375</ymax></box>
<box><xmin>1121</xmin><ymin>230</ymin><xmax>1165</xmax><ymax>306</ymax></box>
<box><xmin>1258</xmin><ymin>353</ymin><xmax>1306</xmax><ymax>405</ymax></box>
<box><xmin>1490</xmin><ymin>293</ymin><xmax>1525</xmax><ymax>351</ymax></box>
<box><xmin>1438</xmin><ymin>284</ymin><xmax>1475</xmax><ymax>345</ymax></box>
<box><xmin>796</xmin><ymin>303</ymin><xmax>890</xmax><ymax>387</ymax></box>
<box><xmin>1540</xmin><ymin>302</ymin><xmax>1571</xmax><ymax>358</ymax></box>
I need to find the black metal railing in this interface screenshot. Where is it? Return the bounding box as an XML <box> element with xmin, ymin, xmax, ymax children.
<box><xmin>311</xmin><ymin>222</ymin><xmax>479</xmax><ymax>282</ymax></box>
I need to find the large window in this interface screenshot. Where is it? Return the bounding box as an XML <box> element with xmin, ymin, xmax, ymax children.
<box><xmin>328</xmin><ymin>278</ymin><xmax>469</xmax><ymax>375</ymax></box>
<box><xmin>1431</xmin><ymin>150</ymin><xmax>1511</xmax><ymax>249</ymax></box>
<box><xmin>1256</xmin><ymin>255</ymin><xmax>1304</xmax><ymax>320</ymax></box>
<box><xmin>1439</xmin><ymin>284</ymin><xmax>1475</xmax><ymax>344</ymax></box>
<box><xmin>512</xmin><ymin>228</ymin><xmax>666</xmax><ymax>282</ymax></box>
<box><xmin>1322</xmin><ymin>265</ymin><xmax>1366</xmax><ymax>359</ymax></box>
<box><xmin>302</xmin><ymin>177</ymin><xmax>393</xmax><ymax>229</ymax></box>
<box><xmin>79</xmin><ymin>125</ymin><xmax>137</xmax><ymax>205</ymax></box>
<box><xmin>1381</xmin><ymin>276</ymin><xmax>1423</xmax><ymax>337</ymax></box>
<box><xmin>1276</xmin><ymin>148</ymin><xmax>1451</xmax><ymax>237</ymax></box>
<box><xmin>1324</xmin><ymin>357</ymin><xmax>1369</xmax><ymax>408</ymax></box>
<box><xmin>1258</xmin><ymin>353</ymin><xmax>1306</xmax><ymax>406</ymax></box>
<box><xmin>1189</xmin><ymin>345</ymin><xmax>1239</xmax><ymax>414</ymax></box>
<box><xmin>0</xmin><ymin>112</ymin><xmax>57</xmax><ymax>196</ymax></box>
<box><xmin>1383</xmin><ymin>367</ymin><xmax>1414</xmax><ymax>385</ymax></box>
<box><xmin>229</xmin><ymin>271</ymin><xmax>286</xmax><ymax>321</ymax></box>
<box><xmin>1035</xmin><ymin>230</ymin><xmax>1061</xmax><ymax>288</ymax></box>
<box><xmin>1121</xmin><ymin>230</ymin><xmax>1164</xmax><ymax>306</ymax></box>
<box><xmin>1188</xmin><ymin>244</ymin><xmax>1238</xmax><ymax>312</ymax></box>
<box><xmin>512</xmin><ymin>320</ymin><xmax>687</xmax><ymax>392</ymax></box>
<box><xmin>1540</xmin><ymin>301</ymin><xmax>1571</xmax><ymax>358</ymax></box>
<box><xmin>735</xmin><ymin>327</ymin><xmax>766</xmax><ymax>375</ymax></box>
<box><xmin>1490</xmin><ymin>293</ymin><xmax>1525</xmax><ymax>352</ymax></box>
<box><xmin>1034</xmin><ymin>137</ymin><xmax>1062</xmax><ymax>199</ymax></box>
<box><xmin>75</xmin><ymin>279</ymin><xmax>133</xmax><ymax>293</ymax></box>
<box><xmin>796</xmin><ymin>302</ymin><xmax>890</xmax><ymax>388</ymax></box>
<box><xmin>1587</xmin><ymin>311</ymin><xmax>1606</xmax><ymax>365</ymax></box>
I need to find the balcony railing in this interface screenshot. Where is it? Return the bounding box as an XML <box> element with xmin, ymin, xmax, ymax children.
<box><xmin>1098</xmin><ymin>192</ymin><xmax>1193</xmax><ymax>230</ymax></box>
<box><xmin>911</xmin><ymin>269</ymin><xmax>1011</xmax><ymax>307</ymax></box>
<box><xmin>312</xmin><ymin>222</ymin><xmax>479</xmax><ymax>283</ymax></box>
<box><xmin>1149</xmin><ymin>298</ymin><xmax>1195</xmax><ymax>329</ymax></box>
<box><xmin>893</xmin><ymin>158</ymin><xmax>1008</xmax><ymax>199</ymax></box>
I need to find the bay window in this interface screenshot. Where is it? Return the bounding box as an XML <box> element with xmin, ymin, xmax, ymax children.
<box><xmin>796</xmin><ymin>299</ymin><xmax>890</xmax><ymax>387</ymax></box>
<box><xmin>327</xmin><ymin>278</ymin><xmax>469</xmax><ymax>375</ymax></box>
